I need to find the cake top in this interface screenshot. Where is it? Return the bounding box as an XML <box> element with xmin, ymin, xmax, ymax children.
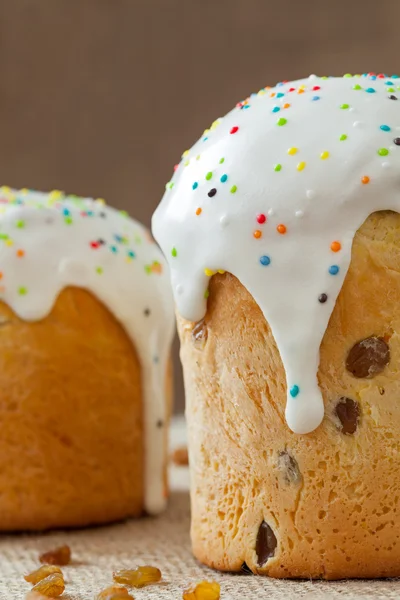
<box><xmin>152</xmin><ymin>72</ymin><xmax>400</xmax><ymax>435</ymax></box>
<box><xmin>0</xmin><ymin>186</ymin><xmax>175</xmax><ymax>514</ymax></box>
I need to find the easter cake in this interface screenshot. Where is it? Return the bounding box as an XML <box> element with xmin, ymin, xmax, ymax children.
<box><xmin>153</xmin><ymin>73</ymin><xmax>400</xmax><ymax>578</ymax></box>
<box><xmin>0</xmin><ymin>187</ymin><xmax>174</xmax><ymax>530</ymax></box>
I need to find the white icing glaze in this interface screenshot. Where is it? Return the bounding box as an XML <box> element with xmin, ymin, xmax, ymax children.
<box><xmin>0</xmin><ymin>187</ymin><xmax>174</xmax><ymax>514</ymax></box>
<box><xmin>152</xmin><ymin>73</ymin><xmax>400</xmax><ymax>435</ymax></box>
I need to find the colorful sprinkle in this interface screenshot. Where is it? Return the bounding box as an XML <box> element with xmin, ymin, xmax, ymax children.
<box><xmin>219</xmin><ymin>157</ymin><xmax>225</xmax><ymax>164</ymax></box>
<box><xmin>16</xmin><ymin>220</ymin><xmax>25</xmax><ymax>228</ymax></box>
<box><xmin>16</xmin><ymin>249</ymin><xmax>25</xmax><ymax>258</ymax></box>
<box><xmin>378</xmin><ymin>148</ymin><xmax>389</xmax><ymax>156</ymax></box>
<box><xmin>230</xmin><ymin>126</ymin><xmax>239</xmax><ymax>134</ymax></box>
<box><xmin>297</xmin><ymin>161</ymin><xmax>306</xmax><ymax>171</ymax></box>
<box><xmin>330</xmin><ymin>241</ymin><xmax>341</xmax><ymax>252</ymax></box>
<box><xmin>353</xmin><ymin>84</ymin><xmax>362</xmax><ymax>90</ymax></box>
<box><xmin>95</xmin><ymin>266</ymin><xmax>103</xmax><ymax>274</ymax></box>
<box><xmin>220</xmin><ymin>174</ymin><xmax>228</xmax><ymax>183</ymax></box>
<box><xmin>260</xmin><ymin>255</ymin><xmax>271</xmax><ymax>266</ymax></box>
<box><xmin>339</xmin><ymin>134</ymin><xmax>348</xmax><ymax>141</ymax></box>
<box><xmin>290</xmin><ymin>385</ymin><xmax>300</xmax><ymax>398</ymax></box>
<box><xmin>253</xmin><ymin>230</ymin><xmax>262</xmax><ymax>239</ymax></box>
<box><xmin>277</xmin><ymin>118</ymin><xmax>287</xmax><ymax>126</ymax></box>
<box><xmin>283</xmin><ymin>103</ymin><xmax>291</xmax><ymax>109</ymax></box>
<box><xmin>361</xmin><ymin>175</ymin><xmax>370</xmax><ymax>184</ymax></box>
<box><xmin>274</xmin><ymin>164</ymin><xmax>282</xmax><ymax>172</ymax></box>
<box><xmin>340</xmin><ymin>103</ymin><xmax>350</xmax><ymax>109</ymax></box>
<box><xmin>196</xmin><ymin>207</ymin><xmax>202</xmax><ymax>215</ymax></box>
<box><xmin>257</xmin><ymin>214</ymin><xmax>266</xmax><ymax>224</ymax></box>
<box><xmin>320</xmin><ymin>151</ymin><xmax>330</xmax><ymax>160</ymax></box>
<box><xmin>329</xmin><ymin>265</ymin><xmax>339</xmax><ymax>275</ymax></box>
<box><xmin>380</xmin><ymin>125</ymin><xmax>391</xmax><ymax>132</ymax></box>
<box><xmin>230</xmin><ymin>185</ymin><xmax>237</xmax><ymax>194</ymax></box>
<box><xmin>366</xmin><ymin>87</ymin><xmax>375</xmax><ymax>93</ymax></box>
<box><xmin>171</xmin><ymin>247</ymin><xmax>177</xmax><ymax>257</ymax></box>
<box><xmin>205</xmin><ymin>172</ymin><xmax>212</xmax><ymax>180</ymax></box>
<box><xmin>288</xmin><ymin>147</ymin><xmax>298</xmax><ymax>155</ymax></box>
<box><xmin>18</xmin><ymin>286</ymin><xmax>27</xmax><ymax>295</ymax></box>
<box><xmin>204</xmin><ymin>268</ymin><xmax>214</xmax><ymax>276</ymax></box>
<box><xmin>277</xmin><ymin>224</ymin><xmax>287</xmax><ymax>235</ymax></box>
<box><xmin>272</xmin><ymin>106</ymin><xmax>280</xmax><ymax>113</ymax></box>
<box><xmin>192</xmin><ymin>182</ymin><xmax>198</xmax><ymax>190</ymax></box>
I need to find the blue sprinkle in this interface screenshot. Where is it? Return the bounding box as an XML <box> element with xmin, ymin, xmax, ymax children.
<box><xmin>366</xmin><ymin>87</ymin><xmax>376</xmax><ymax>93</ymax></box>
<box><xmin>242</xmin><ymin>104</ymin><xmax>250</xmax><ymax>109</ymax></box>
<box><xmin>276</xmin><ymin>92</ymin><xmax>285</xmax><ymax>98</ymax></box>
<box><xmin>312</xmin><ymin>96</ymin><xmax>320</xmax><ymax>101</ymax></box>
<box><xmin>110</xmin><ymin>245</ymin><xmax>118</xmax><ymax>253</ymax></box>
<box><xmin>87</xmin><ymin>210</ymin><xmax>94</xmax><ymax>216</ymax></box>
<box><xmin>369</xmin><ymin>76</ymin><xmax>377</xmax><ymax>81</ymax></box>
<box><xmin>272</xmin><ymin>106</ymin><xmax>280</xmax><ymax>113</ymax></box>
<box><xmin>386</xmin><ymin>81</ymin><xmax>394</xmax><ymax>86</ymax></box>
<box><xmin>380</xmin><ymin>125</ymin><xmax>391</xmax><ymax>132</ymax></box>
<box><xmin>62</xmin><ymin>208</ymin><xmax>70</xmax><ymax>216</ymax></box>
<box><xmin>277</xmin><ymin>82</ymin><xmax>284</xmax><ymax>87</ymax></box>
<box><xmin>290</xmin><ymin>385</ymin><xmax>300</xmax><ymax>398</ymax></box>
<box><xmin>220</xmin><ymin>174</ymin><xmax>228</xmax><ymax>183</ymax></box>
<box><xmin>114</xmin><ymin>234</ymin><xmax>123</xmax><ymax>242</ymax></box>
<box><xmin>127</xmin><ymin>250</ymin><xmax>135</xmax><ymax>258</ymax></box>
<box><xmin>203</xmin><ymin>137</ymin><xmax>208</xmax><ymax>142</ymax></box>
<box><xmin>329</xmin><ymin>265</ymin><xmax>339</xmax><ymax>275</ymax></box>
<box><xmin>260</xmin><ymin>255</ymin><xmax>271</xmax><ymax>266</ymax></box>
<box><xmin>192</xmin><ymin>182</ymin><xmax>198</xmax><ymax>190</ymax></box>
<box><xmin>392</xmin><ymin>75</ymin><xmax>400</xmax><ymax>79</ymax></box>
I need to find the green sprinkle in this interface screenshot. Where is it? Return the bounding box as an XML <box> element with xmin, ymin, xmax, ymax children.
<box><xmin>277</xmin><ymin>117</ymin><xmax>287</xmax><ymax>126</ymax></box>
<box><xmin>378</xmin><ymin>148</ymin><xmax>389</xmax><ymax>156</ymax></box>
<box><xmin>96</xmin><ymin>266</ymin><xmax>103</xmax><ymax>274</ymax></box>
<box><xmin>171</xmin><ymin>247</ymin><xmax>177</xmax><ymax>257</ymax></box>
<box><xmin>388</xmin><ymin>87</ymin><xmax>395</xmax><ymax>93</ymax></box>
<box><xmin>145</xmin><ymin>265</ymin><xmax>151</xmax><ymax>274</ymax></box>
<box><xmin>64</xmin><ymin>217</ymin><xmax>73</xmax><ymax>225</ymax></box>
<box><xmin>0</xmin><ymin>233</ymin><xmax>9</xmax><ymax>240</ymax></box>
<box><xmin>204</xmin><ymin>288</ymin><xmax>210</xmax><ymax>299</ymax></box>
<box><xmin>205</xmin><ymin>172</ymin><xmax>212</xmax><ymax>180</ymax></box>
<box><xmin>274</xmin><ymin>163</ymin><xmax>282</xmax><ymax>172</ymax></box>
<box><xmin>344</xmin><ymin>73</ymin><xmax>353</xmax><ymax>78</ymax></box>
<box><xmin>219</xmin><ymin>157</ymin><xmax>225</xmax><ymax>164</ymax></box>
<box><xmin>353</xmin><ymin>84</ymin><xmax>362</xmax><ymax>90</ymax></box>
<box><xmin>339</xmin><ymin>134</ymin><xmax>348</xmax><ymax>141</ymax></box>
<box><xmin>230</xmin><ymin>185</ymin><xmax>238</xmax><ymax>194</ymax></box>
<box><xmin>16</xmin><ymin>220</ymin><xmax>25</xmax><ymax>228</ymax></box>
<box><xmin>340</xmin><ymin>103</ymin><xmax>350</xmax><ymax>109</ymax></box>
<box><xmin>18</xmin><ymin>286</ymin><xmax>27</xmax><ymax>295</ymax></box>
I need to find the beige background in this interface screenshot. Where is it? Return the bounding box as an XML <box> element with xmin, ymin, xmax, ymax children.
<box><xmin>0</xmin><ymin>0</ymin><xmax>399</xmax><ymax>410</ymax></box>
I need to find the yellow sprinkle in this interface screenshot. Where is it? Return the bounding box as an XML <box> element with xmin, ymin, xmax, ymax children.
<box><xmin>48</xmin><ymin>190</ymin><xmax>63</xmax><ymax>199</ymax></box>
<box><xmin>181</xmin><ymin>150</ymin><xmax>189</xmax><ymax>158</ymax></box>
<box><xmin>210</xmin><ymin>119</ymin><xmax>221</xmax><ymax>130</ymax></box>
<box><xmin>184</xmin><ymin>160</ymin><xmax>190</xmax><ymax>166</ymax></box>
<box><xmin>5</xmin><ymin>240</ymin><xmax>13</xmax><ymax>247</ymax></box>
<box><xmin>0</xmin><ymin>186</ymin><xmax>11</xmax><ymax>194</ymax></box>
<box><xmin>320</xmin><ymin>151</ymin><xmax>330</xmax><ymax>160</ymax></box>
<box><xmin>258</xmin><ymin>89</ymin><xmax>266</xmax><ymax>96</ymax></box>
<box><xmin>288</xmin><ymin>147</ymin><xmax>298</xmax><ymax>156</ymax></box>
<box><xmin>217</xmin><ymin>269</ymin><xmax>225</xmax><ymax>274</ymax></box>
<box><xmin>196</xmin><ymin>155</ymin><xmax>201</xmax><ymax>160</ymax></box>
<box><xmin>204</xmin><ymin>268</ymin><xmax>215</xmax><ymax>277</ymax></box>
<box><xmin>96</xmin><ymin>197</ymin><xmax>106</xmax><ymax>205</ymax></box>
<box><xmin>20</xmin><ymin>188</ymin><xmax>29</xmax><ymax>194</ymax></box>
<box><xmin>203</xmin><ymin>128</ymin><xmax>210</xmax><ymax>135</ymax></box>
<box><xmin>297</xmin><ymin>161</ymin><xmax>306</xmax><ymax>171</ymax></box>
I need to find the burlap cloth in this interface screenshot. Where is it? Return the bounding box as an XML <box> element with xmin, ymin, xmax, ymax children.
<box><xmin>1</xmin><ymin>419</ymin><xmax>400</xmax><ymax>600</ymax></box>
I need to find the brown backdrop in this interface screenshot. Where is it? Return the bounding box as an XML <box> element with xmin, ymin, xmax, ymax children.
<box><xmin>0</xmin><ymin>0</ymin><xmax>398</xmax><ymax>411</ymax></box>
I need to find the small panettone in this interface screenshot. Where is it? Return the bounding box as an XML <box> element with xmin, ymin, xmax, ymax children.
<box><xmin>0</xmin><ymin>187</ymin><xmax>174</xmax><ymax>530</ymax></box>
<box><xmin>153</xmin><ymin>73</ymin><xmax>400</xmax><ymax>578</ymax></box>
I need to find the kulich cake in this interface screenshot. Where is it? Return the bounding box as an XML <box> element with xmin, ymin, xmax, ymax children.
<box><xmin>0</xmin><ymin>187</ymin><xmax>174</xmax><ymax>530</ymax></box>
<box><xmin>153</xmin><ymin>73</ymin><xmax>400</xmax><ymax>578</ymax></box>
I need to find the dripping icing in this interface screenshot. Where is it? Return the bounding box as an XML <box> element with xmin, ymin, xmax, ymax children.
<box><xmin>0</xmin><ymin>187</ymin><xmax>174</xmax><ymax>513</ymax></box>
<box><xmin>152</xmin><ymin>73</ymin><xmax>400</xmax><ymax>434</ymax></box>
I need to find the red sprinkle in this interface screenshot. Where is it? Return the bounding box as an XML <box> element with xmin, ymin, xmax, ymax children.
<box><xmin>289</xmin><ymin>87</ymin><xmax>296</xmax><ymax>92</ymax></box>
<box><xmin>257</xmin><ymin>214</ymin><xmax>267</xmax><ymax>224</ymax></box>
<box><xmin>312</xmin><ymin>85</ymin><xmax>321</xmax><ymax>91</ymax></box>
<box><xmin>173</xmin><ymin>164</ymin><xmax>179</xmax><ymax>171</ymax></box>
<box><xmin>230</xmin><ymin>126</ymin><xmax>239</xmax><ymax>134</ymax></box>
<box><xmin>90</xmin><ymin>241</ymin><xmax>100</xmax><ymax>249</ymax></box>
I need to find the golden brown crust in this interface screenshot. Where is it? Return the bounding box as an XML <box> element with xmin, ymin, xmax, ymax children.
<box><xmin>0</xmin><ymin>286</ymin><xmax>147</xmax><ymax>530</ymax></box>
<box><xmin>178</xmin><ymin>211</ymin><xmax>400</xmax><ymax>579</ymax></box>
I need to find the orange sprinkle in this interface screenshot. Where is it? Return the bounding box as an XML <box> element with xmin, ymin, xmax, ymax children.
<box><xmin>253</xmin><ymin>230</ymin><xmax>262</xmax><ymax>239</ymax></box>
<box><xmin>0</xmin><ymin>272</ymin><xmax>3</xmax><ymax>280</ymax></box>
<box><xmin>270</xmin><ymin>92</ymin><xmax>276</xmax><ymax>98</ymax></box>
<box><xmin>331</xmin><ymin>241</ymin><xmax>342</xmax><ymax>252</ymax></box>
<box><xmin>16</xmin><ymin>249</ymin><xmax>25</xmax><ymax>258</ymax></box>
<box><xmin>195</xmin><ymin>207</ymin><xmax>202</xmax><ymax>215</ymax></box>
<box><xmin>298</xmin><ymin>89</ymin><xmax>305</xmax><ymax>94</ymax></box>
<box><xmin>283</xmin><ymin>103</ymin><xmax>291</xmax><ymax>109</ymax></box>
<box><xmin>277</xmin><ymin>224</ymin><xmax>287</xmax><ymax>235</ymax></box>
<box><xmin>361</xmin><ymin>175</ymin><xmax>370</xmax><ymax>185</ymax></box>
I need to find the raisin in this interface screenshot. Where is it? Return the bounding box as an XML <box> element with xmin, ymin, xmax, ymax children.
<box><xmin>277</xmin><ymin>451</ymin><xmax>301</xmax><ymax>484</ymax></box>
<box><xmin>39</xmin><ymin>544</ymin><xmax>71</xmax><ymax>566</ymax></box>
<box><xmin>96</xmin><ymin>585</ymin><xmax>132</xmax><ymax>600</ymax></box>
<box><xmin>113</xmin><ymin>566</ymin><xmax>161</xmax><ymax>588</ymax></box>
<box><xmin>191</xmin><ymin>319</ymin><xmax>208</xmax><ymax>350</ymax></box>
<box><xmin>31</xmin><ymin>573</ymin><xmax>65</xmax><ymax>597</ymax></box>
<box><xmin>256</xmin><ymin>521</ymin><xmax>277</xmax><ymax>566</ymax></box>
<box><xmin>182</xmin><ymin>581</ymin><xmax>220</xmax><ymax>600</ymax></box>
<box><xmin>346</xmin><ymin>337</ymin><xmax>390</xmax><ymax>378</ymax></box>
<box><xmin>172</xmin><ymin>446</ymin><xmax>189</xmax><ymax>466</ymax></box>
<box><xmin>24</xmin><ymin>565</ymin><xmax>62</xmax><ymax>585</ymax></box>
<box><xmin>335</xmin><ymin>397</ymin><xmax>360</xmax><ymax>435</ymax></box>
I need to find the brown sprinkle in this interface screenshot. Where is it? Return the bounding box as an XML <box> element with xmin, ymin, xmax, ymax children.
<box><xmin>335</xmin><ymin>397</ymin><xmax>360</xmax><ymax>435</ymax></box>
<box><xmin>256</xmin><ymin>521</ymin><xmax>277</xmax><ymax>566</ymax></box>
<box><xmin>172</xmin><ymin>446</ymin><xmax>189</xmax><ymax>466</ymax></box>
<box><xmin>31</xmin><ymin>573</ymin><xmax>65</xmax><ymax>597</ymax></box>
<box><xmin>346</xmin><ymin>336</ymin><xmax>390</xmax><ymax>378</ymax></box>
<box><xmin>113</xmin><ymin>566</ymin><xmax>161</xmax><ymax>588</ymax></box>
<box><xmin>39</xmin><ymin>544</ymin><xmax>71</xmax><ymax>566</ymax></box>
<box><xmin>183</xmin><ymin>581</ymin><xmax>221</xmax><ymax>600</ymax></box>
<box><xmin>24</xmin><ymin>565</ymin><xmax>62</xmax><ymax>585</ymax></box>
<box><xmin>96</xmin><ymin>585</ymin><xmax>132</xmax><ymax>600</ymax></box>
